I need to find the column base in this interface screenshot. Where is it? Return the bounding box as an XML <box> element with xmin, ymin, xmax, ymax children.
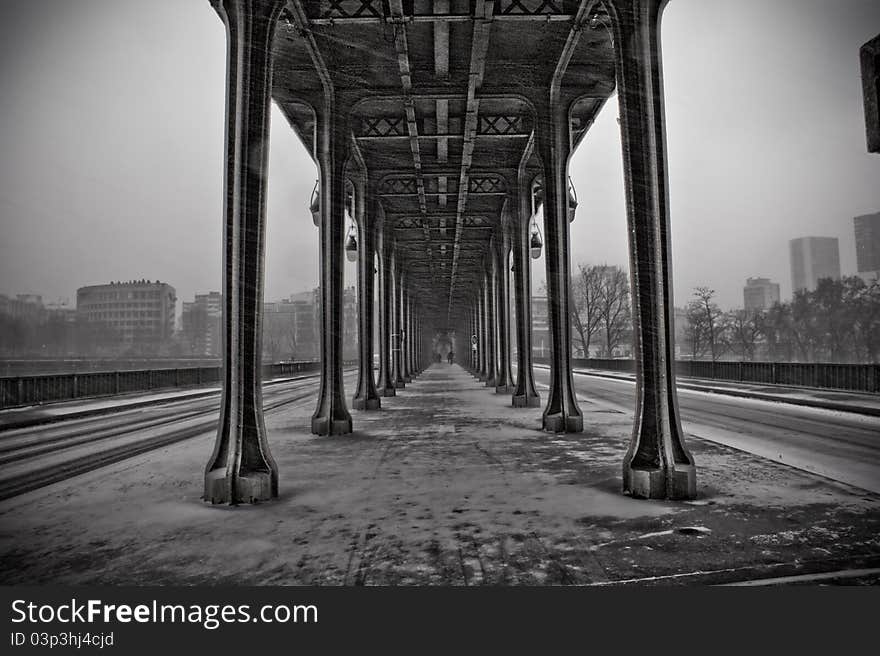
<box><xmin>394</xmin><ymin>380</ymin><xmax>406</xmax><ymax>389</ymax></box>
<box><xmin>512</xmin><ymin>393</ymin><xmax>541</xmax><ymax>408</ymax></box>
<box><xmin>542</xmin><ymin>413</ymin><xmax>583</xmax><ymax>433</ymax></box>
<box><xmin>403</xmin><ymin>375</ymin><xmax>412</xmax><ymax>383</ymax></box>
<box><xmin>484</xmin><ymin>377</ymin><xmax>496</xmax><ymax>388</ymax></box>
<box><xmin>204</xmin><ymin>468</ymin><xmax>277</xmax><ymax>505</ymax></box>
<box><xmin>311</xmin><ymin>416</ymin><xmax>353</xmax><ymax>436</ymax></box>
<box><xmin>494</xmin><ymin>384</ymin><xmax>515</xmax><ymax>394</ymax></box>
<box><xmin>352</xmin><ymin>396</ymin><xmax>381</xmax><ymax>410</ymax></box>
<box><xmin>624</xmin><ymin>464</ymin><xmax>697</xmax><ymax>500</ymax></box>
<box><xmin>378</xmin><ymin>386</ymin><xmax>396</xmax><ymax>397</ymax></box>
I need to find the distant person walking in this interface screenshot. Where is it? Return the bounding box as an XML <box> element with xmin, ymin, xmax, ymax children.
<box><xmin>447</xmin><ymin>351</ymin><xmax>454</xmax><ymax>365</ymax></box>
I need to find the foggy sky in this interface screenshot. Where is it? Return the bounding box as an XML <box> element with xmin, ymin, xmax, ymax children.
<box><xmin>1</xmin><ymin>0</ymin><xmax>878</xmax><ymax>313</ymax></box>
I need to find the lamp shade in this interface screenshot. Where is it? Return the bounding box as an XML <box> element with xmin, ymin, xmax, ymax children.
<box><xmin>345</xmin><ymin>230</ymin><xmax>358</xmax><ymax>262</ymax></box>
<box><xmin>529</xmin><ymin>224</ymin><xmax>542</xmax><ymax>259</ymax></box>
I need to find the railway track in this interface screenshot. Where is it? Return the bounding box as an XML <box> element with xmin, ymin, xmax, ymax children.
<box><xmin>0</xmin><ymin>371</ymin><xmax>355</xmax><ymax>501</ymax></box>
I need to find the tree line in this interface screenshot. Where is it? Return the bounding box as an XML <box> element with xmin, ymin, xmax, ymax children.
<box><xmin>684</xmin><ymin>277</ymin><xmax>879</xmax><ymax>364</ymax></box>
<box><xmin>568</xmin><ymin>266</ymin><xmax>879</xmax><ymax>364</ymax></box>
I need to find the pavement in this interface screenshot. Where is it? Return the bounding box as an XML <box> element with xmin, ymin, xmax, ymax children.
<box><xmin>0</xmin><ymin>363</ymin><xmax>877</xmax><ymax>585</ymax></box>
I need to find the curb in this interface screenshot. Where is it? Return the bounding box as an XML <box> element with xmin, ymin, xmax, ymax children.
<box><xmin>540</xmin><ymin>366</ymin><xmax>880</xmax><ymax>418</ymax></box>
<box><xmin>0</xmin><ymin>373</ymin><xmax>322</xmax><ymax>433</ymax></box>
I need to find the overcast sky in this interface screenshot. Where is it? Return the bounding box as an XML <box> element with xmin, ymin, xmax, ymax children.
<box><xmin>1</xmin><ymin>0</ymin><xmax>878</xmax><ymax>313</ymax></box>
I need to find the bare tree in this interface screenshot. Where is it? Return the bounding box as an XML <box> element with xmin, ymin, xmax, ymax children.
<box><xmin>693</xmin><ymin>287</ymin><xmax>726</xmax><ymax>362</ymax></box>
<box><xmin>570</xmin><ymin>264</ymin><xmax>603</xmax><ymax>357</ymax></box>
<box><xmin>596</xmin><ymin>266</ymin><xmax>631</xmax><ymax>357</ymax></box>
<box><xmin>729</xmin><ymin>309</ymin><xmax>763</xmax><ymax>361</ymax></box>
<box><xmin>684</xmin><ymin>300</ymin><xmax>708</xmax><ymax>359</ymax></box>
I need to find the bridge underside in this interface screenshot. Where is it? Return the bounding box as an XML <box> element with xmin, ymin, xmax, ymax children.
<box><xmin>204</xmin><ymin>0</ymin><xmax>696</xmax><ymax>504</ymax></box>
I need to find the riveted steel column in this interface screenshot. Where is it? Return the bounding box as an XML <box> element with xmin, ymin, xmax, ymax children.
<box><xmin>312</xmin><ymin>88</ymin><xmax>352</xmax><ymax>435</ymax></box>
<box><xmin>401</xmin><ymin>287</ymin><xmax>412</xmax><ymax>382</ymax></box>
<box><xmin>494</xmin><ymin>233</ymin><xmax>513</xmax><ymax>393</ymax></box>
<box><xmin>392</xmin><ymin>254</ymin><xmax>406</xmax><ymax>388</ymax></box>
<box><xmin>352</xmin><ymin>181</ymin><xmax>381</xmax><ymax>411</ymax></box>
<box><xmin>608</xmin><ymin>0</ymin><xmax>696</xmax><ymax>499</ymax></box>
<box><xmin>310</xmin><ymin>96</ymin><xmax>353</xmax><ymax>435</ymax></box>
<box><xmin>376</xmin><ymin>219</ymin><xmax>396</xmax><ymax>397</ymax></box>
<box><xmin>204</xmin><ymin>0</ymin><xmax>284</xmax><ymax>504</ymax></box>
<box><xmin>483</xmin><ymin>262</ymin><xmax>496</xmax><ymax>388</ymax></box>
<box><xmin>477</xmin><ymin>289</ymin><xmax>487</xmax><ymax>380</ymax></box>
<box><xmin>534</xmin><ymin>102</ymin><xmax>583</xmax><ymax>433</ymax></box>
<box><xmin>409</xmin><ymin>298</ymin><xmax>418</xmax><ymax>376</ymax></box>
<box><xmin>512</xmin><ymin>182</ymin><xmax>540</xmax><ymax>407</ymax></box>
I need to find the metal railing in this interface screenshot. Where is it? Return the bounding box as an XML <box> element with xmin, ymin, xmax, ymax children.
<box><xmin>532</xmin><ymin>357</ymin><xmax>880</xmax><ymax>394</ymax></box>
<box><xmin>0</xmin><ymin>361</ymin><xmax>355</xmax><ymax>410</ymax></box>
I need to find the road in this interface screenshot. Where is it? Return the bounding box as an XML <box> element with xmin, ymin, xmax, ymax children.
<box><xmin>3</xmin><ymin>364</ymin><xmax>877</xmax><ymax>500</ymax></box>
<box><xmin>0</xmin><ymin>371</ymin><xmax>356</xmax><ymax>500</ymax></box>
<box><xmin>531</xmin><ymin>366</ymin><xmax>880</xmax><ymax>494</ymax></box>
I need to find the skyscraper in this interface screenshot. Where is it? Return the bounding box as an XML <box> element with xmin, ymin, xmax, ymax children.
<box><xmin>854</xmin><ymin>212</ymin><xmax>880</xmax><ymax>284</ymax></box>
<box><xmin>182</xmin><ymin>292</ymin><xmax>222</xmax><ymax>357</ymax></box>
<box><xmin>789</xmin><ymin>237</ymin><xmax>840</xmax><ymax>293</ymax></box>
<box><xmin>743</xmin><ymin>277</ymin><xmax>781</xmax><ymax>312</ymax></box>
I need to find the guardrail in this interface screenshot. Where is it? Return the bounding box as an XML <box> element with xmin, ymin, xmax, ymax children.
<box><xmin>0</xmin><ymin>361</ymin><xmax>358</xmax><ymax>410</ymax></box>
<box><xmin>532</xmin><ymin>357</ymin><xmax>880</xmax><ymax>394</ymax></box>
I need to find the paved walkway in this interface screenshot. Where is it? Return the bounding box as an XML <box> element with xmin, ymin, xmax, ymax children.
<box><xmin>0</xmin><ymin>364</ymin><xmax>878</xmax><ymax>585</ymax></box>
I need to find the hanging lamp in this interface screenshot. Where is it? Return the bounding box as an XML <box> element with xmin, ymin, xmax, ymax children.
<box><xmin>344</xmin><ymin>223</ymin><xmax>358</xmax><ymax>262</ymax></box>
<box><xmin>529</xmin><ymin>217</ymin><xmax>543</xmax><ymax>259</ymax></box>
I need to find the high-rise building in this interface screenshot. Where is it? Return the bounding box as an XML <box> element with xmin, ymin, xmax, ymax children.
<box><xmin>743</xmin><ymin>277</ymin><xmax>781</xmax><ymax>312</ymax></box>
<box><xmin>308</xmin><ymin>286</ymin><xmax>359</xmax><ymax>362</ymax></box>
<box><xmin>76</xmin><ymin>280</ymin><xmax>176</xmax><ymax>351</ymax></box>
<box><xmin>261</xmin><ymin>290</ymin><xmax>328</xmax><ymax>362</ymax></box>
<box><xmin>854</xmin><ymin>212</ymin><xmax>880</xmax><ymax>284</ymax></box>
<box><xmin>789</xmin><ymin>237</ymin><xmax>840</xmax><ymax>293</ymax></box>
<box><xmin>182</xmin><ymin>292</ymin><xmax>222</xmax><ymax>357</ymax></box>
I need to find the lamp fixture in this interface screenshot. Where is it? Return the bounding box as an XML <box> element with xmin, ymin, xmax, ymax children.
<box><xmin>529</xmin><ymin>217</ymin><xmax>543</xmax><ymax>259</ymax></box>
<box><xmin>344</xmin><ymin>223</ymin><xmax>358</xmax><ymax>262</ymax></box>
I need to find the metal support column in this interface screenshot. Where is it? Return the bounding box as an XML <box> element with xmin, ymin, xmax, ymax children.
<box><xmin>511</xmin><ymin>180</ymin><xmax>540</xmax><ymax>407</ymax></box>
<box><xmin>376</xmin><ymin>218</ymin><xmax>396</xmax><ymax>397</ymax></box>
<box><xmin>534</xmin><ymin>101</ymin><xmax>583</xmax><ymax>433</ymax></box>
<box><xmin>352</xmin><ymin>180</ymin><xmax>381</xmax><ymax>411</ymax></box>
<box><xmin>608</xmin><ymin>0</ymin><xmax>696</xmax><ymax>499</ymax></box>
<box><xmin>204</xmin><ymin>0</ymin><xmax>284</xmax><ymax>504</ymax></box>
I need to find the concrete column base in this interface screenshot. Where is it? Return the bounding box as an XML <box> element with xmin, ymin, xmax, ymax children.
<box><xmin>403</xmin><ymin>376</ymin><xmax>412</xmax><ymax>383</ymax></box>
<box><xmin>204</xmin><ymin>469</ymin><xmax>276</xmax><ymax>505</ymax></box>
<box><xmin>352</xmin><ymin>397</ymin><xmax>381</xmax><ymax>411</ymax></box>
<box><xmin>494</xmin><ymin>384</ymin><xmax>515</xmax><ymax>394</ymax></box>
<box><xmin>512</xmin><ymin>393</ymin><xmax>541</xmax><ymax>408</ymax></box>
<box><xmin>311</xmin><ymin>416</ymin><xmax>353</xmax><ymax>435</ymax></box>
<box><xmin>378</xmin><ymin>386</ymin><xmax>396</xmax><ymax>397</ymax></box>
<box><xmin>625</xmin><ymin>465</ymin><xmax>697</xmax><ymax>501</ymax></box>
<box><xmin>542</xmin><ymin>414</ymin><xmax>583</xmax><ymax>433</ymax></box>
<box><xmin>484</xmin><ymin>377</ymin><xmax>496</xmax><ymax>388</ymax></box>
